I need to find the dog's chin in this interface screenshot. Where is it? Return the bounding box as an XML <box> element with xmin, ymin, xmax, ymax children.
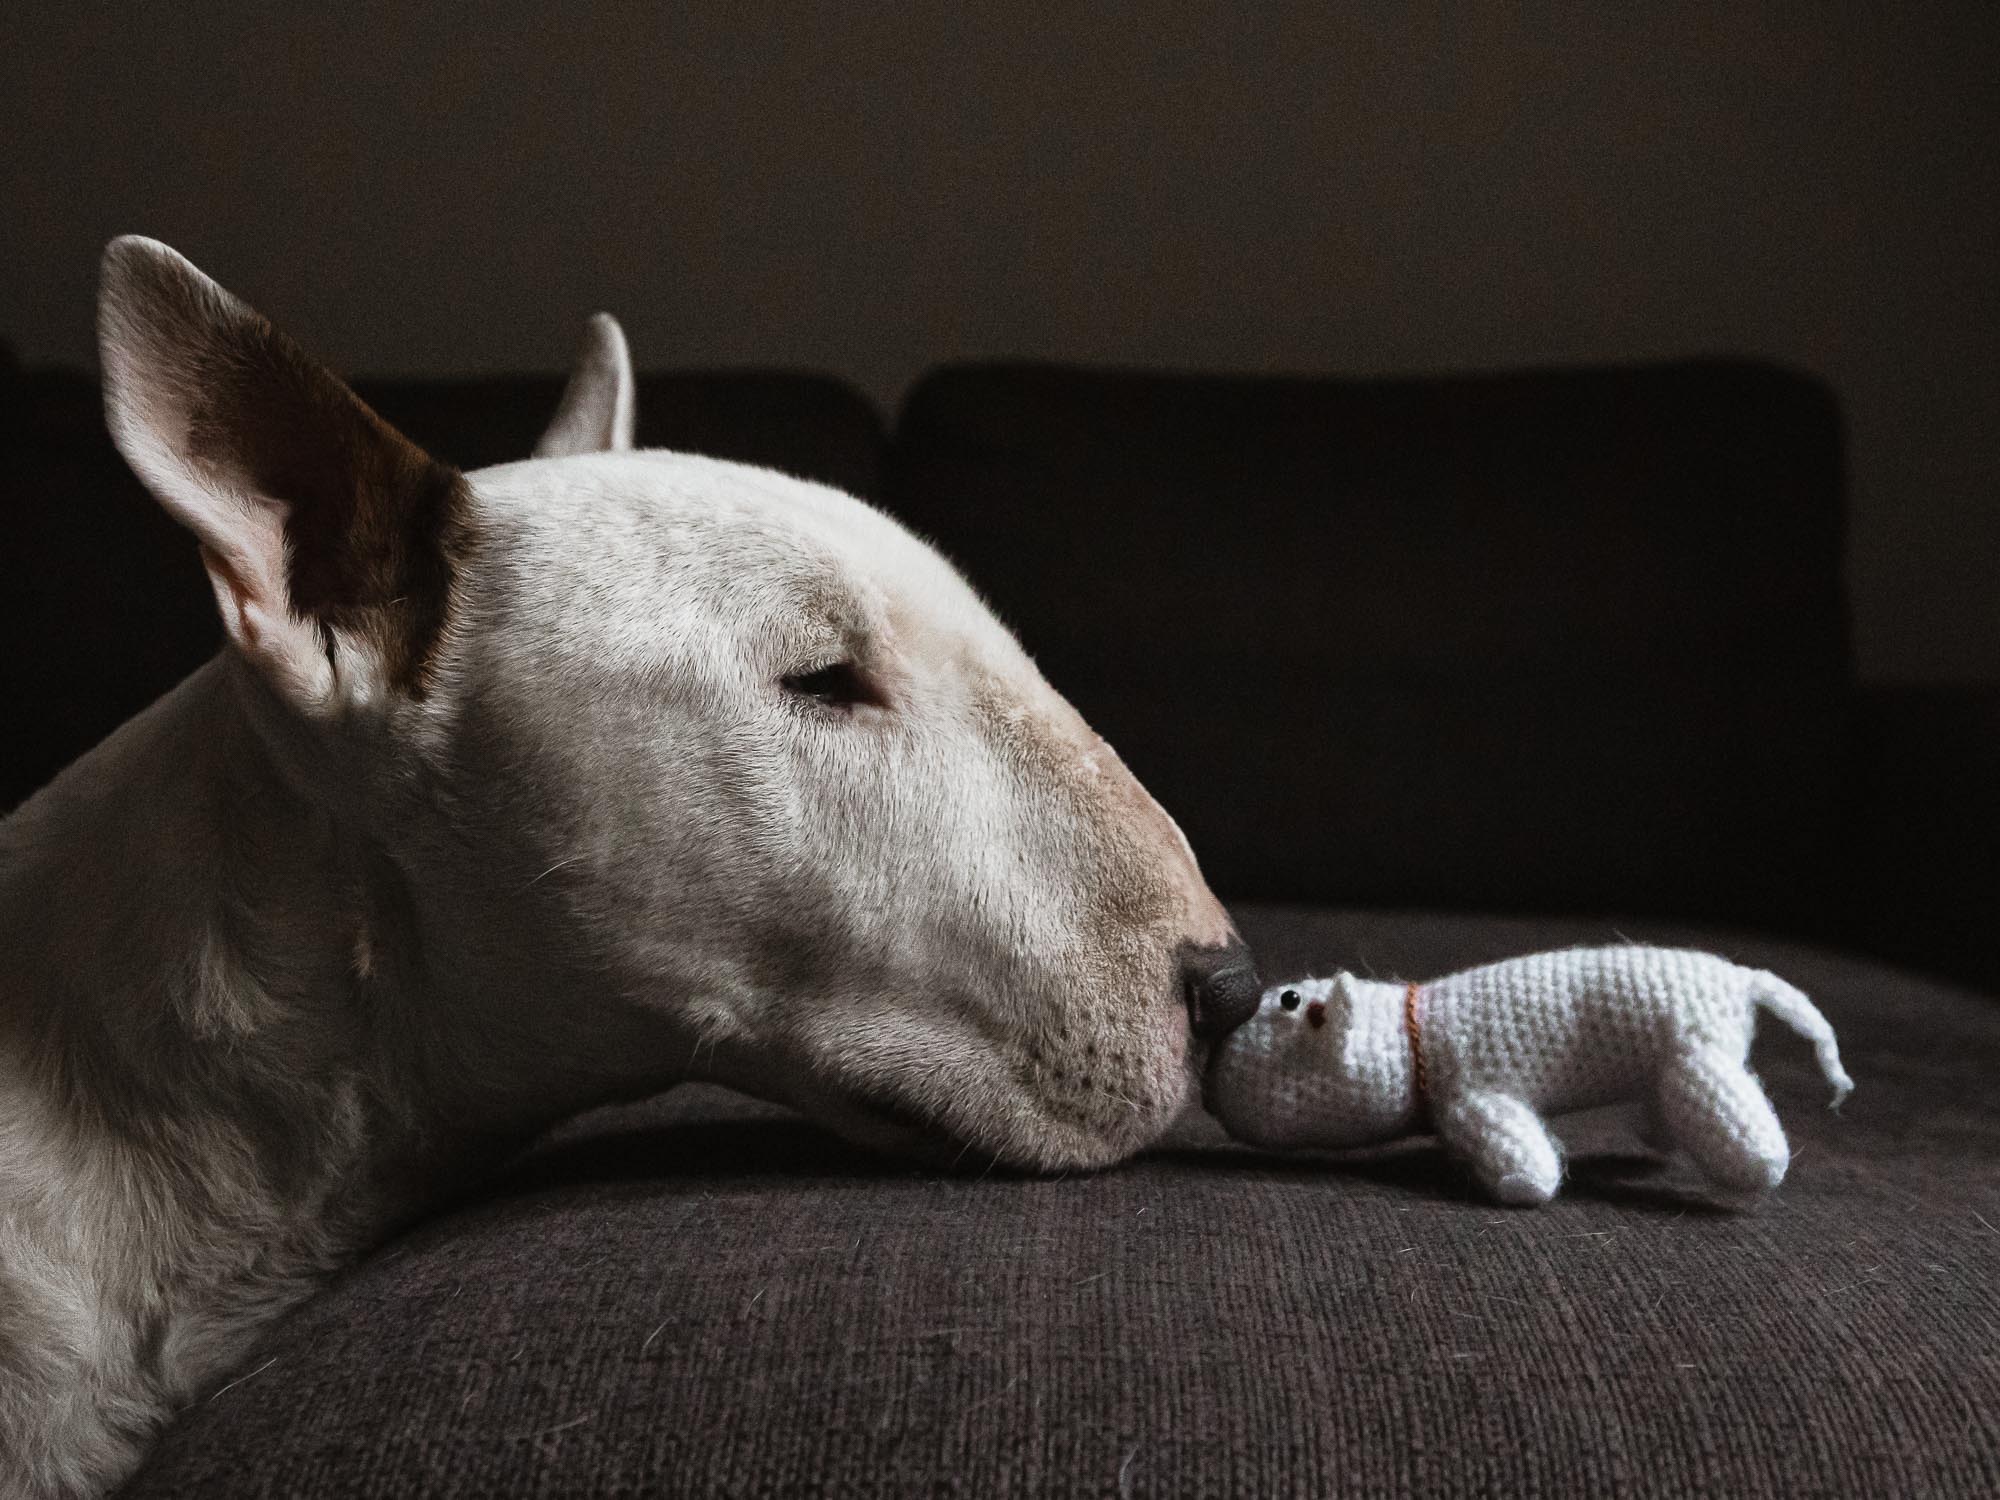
<box><xmin>759</xmin><ymin>1008</ymin><xmax>1204</xmax><ymax>1174</ymax></box>
<box><xmin>821</xmin><ymin>1091</ymin><xmax>999</xmax><ymax>1172</ymax></box>
<box><xmin>822</xmin><ymin>1059</ymin><xmax>1198</xmax><ymax>1176</ymax></box>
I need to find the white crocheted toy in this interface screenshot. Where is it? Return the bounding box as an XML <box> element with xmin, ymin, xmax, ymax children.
<box><xmin>1207</xmin><ymin>946</ymin><xmax>1852</xmax><ymax>1206</ymax></box>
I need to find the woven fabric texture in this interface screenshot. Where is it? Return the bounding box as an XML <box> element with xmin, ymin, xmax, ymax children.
<box><xmin>120</xmin><ymin>906</ymin><xmax>2000</xmax><ymax>1499</ymax></box>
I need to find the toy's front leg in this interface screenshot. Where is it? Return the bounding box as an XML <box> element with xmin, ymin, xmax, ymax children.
<box><xmin>1435</xmin><ymin>1089</ymin><xmax>1565</xmax><ymax>1206</ymax></box>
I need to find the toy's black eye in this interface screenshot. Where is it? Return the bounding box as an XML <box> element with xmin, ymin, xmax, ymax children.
<box><xmin>1280</xmin><ymin>988</ymin><xmax>1301</xmax><ymax>1011</ymax></box>
<box><xmin>781</xmin><ymin>660</ymin><xmax>879</xmax><ymax>711</ymax></box>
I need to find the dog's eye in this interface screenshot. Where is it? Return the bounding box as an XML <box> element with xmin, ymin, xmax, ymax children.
<box><xmin>781</xmin><ymin>660</ymin><xmax>879</xmax><ymax>711</ymax></box>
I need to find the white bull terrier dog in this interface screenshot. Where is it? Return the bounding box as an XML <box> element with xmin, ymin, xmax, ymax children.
<box><xmin>0</xmin><ymin>239</ymin><xmax>1260</xmax><ymax>1497</ymax></box>
<box><xmin>1207</xmin><ymin>945</ymin><xmax>1851</xmax><ymax>1205</ymax></box>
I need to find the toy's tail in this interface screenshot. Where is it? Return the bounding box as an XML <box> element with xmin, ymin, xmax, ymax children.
<box><xmin>1749</xmin><ymin>972</ymin><xmax>1853</xmax><ymax>1105</ymax></box>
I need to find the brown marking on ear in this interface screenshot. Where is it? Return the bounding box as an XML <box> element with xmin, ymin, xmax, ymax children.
<box><xmin>124</xmin><ymin>249</ymin><xmax>469</xmax><ymax>695</ymax></box>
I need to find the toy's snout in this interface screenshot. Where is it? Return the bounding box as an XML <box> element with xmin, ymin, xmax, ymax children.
<box><xmin>1276</xmin><ymin>985</ymin><xmax>1328</xmax><ymax>1028</ymax></box>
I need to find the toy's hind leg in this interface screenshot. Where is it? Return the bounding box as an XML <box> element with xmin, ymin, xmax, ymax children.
<box><xmin>1655</xmin><ymin>1048</ymin><xmax>1790</xmax><ymax>1193</ymax></box>
<box><xmin>1435</xmin><ymin>1089</ymin><xmax>1564</xmax><ymax>1206</ymax></box>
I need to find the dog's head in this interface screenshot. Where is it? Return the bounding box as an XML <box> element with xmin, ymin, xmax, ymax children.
<box><xmin>96</xmin><ymin>238</ymin><xmax>1257</xmax><ymax>1171</ymax></box>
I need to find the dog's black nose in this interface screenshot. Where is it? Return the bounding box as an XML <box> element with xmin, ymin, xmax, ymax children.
<box><xmin>1181</xmin><ymin>940</ymin><xmax>1262</xmax><ymax>1039</ymax></box>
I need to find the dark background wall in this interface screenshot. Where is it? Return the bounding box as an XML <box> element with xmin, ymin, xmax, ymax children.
<box><xmin>5</xmin><ymin>3</ymin><xmax>1995</xmax><ymax>683</ymax></box>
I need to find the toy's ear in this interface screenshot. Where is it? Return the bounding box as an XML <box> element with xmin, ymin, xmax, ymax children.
<box><xmin>1328</xmin><ymin>973</ymin><xmax>1361</xmax><ymax>1018</ymax></box>
<box><xmin>534</xmin><ymin>313</ymin><xmax>636</xmax><ymax>458</ymax></box>
<box><xmin>98</xmin><ymin>236</ymin><xmax>467</xmax><ymax>712</ymax></box>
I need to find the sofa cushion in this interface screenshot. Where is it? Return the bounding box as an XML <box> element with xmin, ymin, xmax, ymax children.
<box><xmin>887</xmin><ymin>362</ymin><xmax>1858</xmax><ymax>940</ymax></box>
<box><xmin>0</xmin><ymin>368</ymin><xmax>884</xmax><ymax>811</ymax></box>
<box><xmin>1855</xmin><ymin>684</ymin><xmax>2000</xmax><ymax>993</ymax></box>
<box><xmin>120</xmin><ymin>907</ymin><xmax>2000</xmax><ymax>1498</ymax></box>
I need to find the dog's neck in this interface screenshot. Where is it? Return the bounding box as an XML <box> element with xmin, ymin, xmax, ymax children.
<box><xmin>0</xmin><ymin>657</ymin><xmax>665</xmax><ymax>1436</ymax></box>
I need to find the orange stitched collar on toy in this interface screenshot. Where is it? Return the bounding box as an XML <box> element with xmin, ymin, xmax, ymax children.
<box><xmin>1404</xmin><ymin>981</ymin><xmax>1429</xmax><ymax>1117</ymax></box>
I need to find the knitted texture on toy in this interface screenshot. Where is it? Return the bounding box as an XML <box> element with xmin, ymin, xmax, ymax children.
<box><xmin>1206</xmin><ymin>946</ymin><xmax>1852</xmax><ymax>1206</ymax></box>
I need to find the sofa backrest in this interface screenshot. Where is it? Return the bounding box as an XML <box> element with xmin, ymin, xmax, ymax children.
<box><xmin>886</xmin><ymin>361</ymin><xmax>1859</xmax><ymax>938</ymax></box>
<box><xmin>5</xmin><ymin>353</ymin><xmax>1859</xmax><ymax>942</ymax></box>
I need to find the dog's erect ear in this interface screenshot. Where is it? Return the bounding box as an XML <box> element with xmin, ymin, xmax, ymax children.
<box><xmin>533</xmin><ymin>313</ymin><xmax>636</xmax><ymax>459</ymax></box>
<box><xmin>98</xmin><ymin>236</ymin><xmax>467</xmax><ymax>711</ymax></box>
